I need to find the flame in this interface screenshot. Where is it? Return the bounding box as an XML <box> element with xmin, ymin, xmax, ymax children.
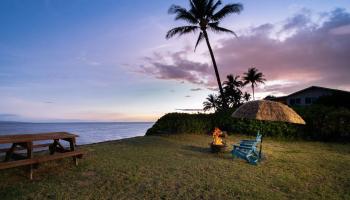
<box><xmin>212</xmin><ymin>127</ymin><xmax>223</xmax><ymax>145</ymax></box>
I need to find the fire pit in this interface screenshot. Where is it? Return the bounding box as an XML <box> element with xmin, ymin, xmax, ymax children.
<box><xmin>210</xmin><ymin>128</ymin><xmax>227</xmax><ymax>153</ymax></box>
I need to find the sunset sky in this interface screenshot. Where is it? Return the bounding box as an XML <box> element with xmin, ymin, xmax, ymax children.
<box><xmin>1</xmin><ymin>0</ymin><xmax>350</xmax><ymax>122</ymax></box>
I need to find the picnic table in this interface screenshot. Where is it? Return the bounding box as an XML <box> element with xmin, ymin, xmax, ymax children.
<box><xmin>0</xmin><ymin>132</ymin><xmax>84</xmax><ymax>180</ymax></box>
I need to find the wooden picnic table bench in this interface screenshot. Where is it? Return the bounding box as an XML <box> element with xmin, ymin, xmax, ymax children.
<box><xmin>0</xmin><ymin>132</ymin><xmax>84</xmax><ymax>180</ymax></box>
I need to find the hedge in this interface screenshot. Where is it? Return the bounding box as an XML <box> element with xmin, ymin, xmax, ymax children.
<box><xmin>146</xmin><ymin>105</ymin><xmax>350</xmax><ymax>142</ymax></box>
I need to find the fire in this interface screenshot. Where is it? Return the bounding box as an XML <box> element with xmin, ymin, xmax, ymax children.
<box><xmin>212</xmin><ymin>127</ymin><xmax>223</xmax><ymax>145</ymax></box>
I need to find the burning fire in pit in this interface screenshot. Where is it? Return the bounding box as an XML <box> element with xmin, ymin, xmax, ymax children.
<box><xmin>212</xmin><ymin>127</ymin><xmax>224</xmax><ymax>145</ymax></box>
<box><xmin>210</xmin><ymin>127</ymin><xmax>226</xmax><ymax>153</ymax></box>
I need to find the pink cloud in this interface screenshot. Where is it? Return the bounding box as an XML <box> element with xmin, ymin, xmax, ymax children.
<box><xmin>140</xmin><ymin>8</ymin><xmax>350</xmax><ymax>95</ymax></box>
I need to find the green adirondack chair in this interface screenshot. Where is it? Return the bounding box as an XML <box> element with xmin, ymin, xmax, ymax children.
<box><xmin>231</xmin><ymin>133</ymin><xmax>262</xmax><ymax>165</ymax></box>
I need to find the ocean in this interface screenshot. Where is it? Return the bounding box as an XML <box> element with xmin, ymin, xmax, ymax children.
<box><xmin>0</xmin><ymin>122</ymin><xmax>154</xmax><ymax>147</ymax></box>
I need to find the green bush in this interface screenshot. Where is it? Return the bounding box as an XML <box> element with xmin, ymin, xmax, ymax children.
<box><xmin>146</xmin><ymin>105</ymin><xmax>350</xmax><ymax>142</ymax></box>
<box><xmin>146</xmin><ymin>113</ymin><xmax>213</xmax><ymax>135</ymax></box>
<box><xmin>146</xmin><ymin>112</ymin><xmax>301</xmax><ymax>140</ymax></box>
<box><xmin>294</xmin><ymin>105</ymin><xmax>350</xmax><ymax>141</ymax></box>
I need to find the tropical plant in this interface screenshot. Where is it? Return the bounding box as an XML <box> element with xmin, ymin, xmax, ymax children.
<box><xmin>242</xmin><ymin>67</ymin><xmax>266</xmax><ymax>100</ymax></box>
<box><xmin>243</xmin><ymin>92</ymin><xmax>251</xmax><ymax>102</ymax></box>
<box><xmin>203</xmin><ymin>94</ymin><xmax>219</xmax><ymax>111</ymax></box>
<box><xmin>224</xmin><ymin>74</ymin><xmax>243</xmax><ymax>88</ymax></box>
<box><xmin>166</xmin><ymin>0</ymin><xmax>243</xmax><ymax>107</ymax></box>
<box><xmin>223</xmin><ymin>74</ymin><xmax>243</xmax><ymax>108</ymax></box>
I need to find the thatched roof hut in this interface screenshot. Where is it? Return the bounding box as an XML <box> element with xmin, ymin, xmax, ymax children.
<box><xmin>232</xmin><ymin>100</ymin><xmax>306</xmax><ymax>124</ymax></box>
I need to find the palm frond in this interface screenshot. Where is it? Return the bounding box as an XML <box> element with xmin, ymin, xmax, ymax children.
<box><xmin>208</xmin><ymin>23</ymin><xmax>238</xmax><ymax>37</ymax></box>
<box><xmin>166</xmin><ymin>26</ymin><xmax>199</xmax><ymax>39</ymax></box>
<box><xmin>203</xmin><ymin>93</ymin><xmax>218</xmax><ymax>111</ymax></box>
<box><xmin>188</xmin><ymin>0</ymin><xmax>200</xmax><ymax>18</ymax></box>
<box><xmin>168</xmin><ymin>5</ymin><xmax>198</xmax><ymax>24</ymax></box>
<box><xmin>207</xmin><ymin>0</ymin><xmax>222</xmax><ymax>17</ymax></box>
<box><xmin>191</xmin><ymin>0</ymin><xmax>208</xmax><ymax>18</ymax></box>
<box><xmin>211</xmin><ymin>3</ymin><xmax>243</xmax><ymax>21</ymax></box>
<box><xmin>194</xmin><ymin>32</ymin><xmax>204</xmax><ymax>51</ymax></box>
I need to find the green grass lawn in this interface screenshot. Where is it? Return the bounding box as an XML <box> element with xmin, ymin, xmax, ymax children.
<box><xmin>1</xmin><ymin>134</ymin><xmax>350</xmax><ymax>200</ymax></box>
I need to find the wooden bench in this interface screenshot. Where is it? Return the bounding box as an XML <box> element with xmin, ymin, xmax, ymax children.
<box><xmin>0</xmin><ymin>150</ymin><xmax>84</xmax><ymax>170</ymax></box>
<box><xmin>0</xmin><ymin>132</ymin><xmax>85</xmax><ymax>179</ymax></box>
<box><xmin>0</xmin><ymin>143</ymin><xmax>51</xmax><ymax>153</ymax></box>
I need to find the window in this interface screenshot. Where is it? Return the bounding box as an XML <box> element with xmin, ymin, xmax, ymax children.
<box><xmin>295</xmin><ymin>98</ymin><xmax>301</xmax><ymax>104</ymax></box>
<box><xmin>305</xmin><ymin>97</ymin><xmax>318</xmax><ymax>104</ymax></box>
<box><xmin>305</xmin><ymin>97</ymin><xmax>312</xmax><ymax>104</ymax></box>
<box><xmin>290</xmin><ymin>98</ymin><xmax>295</xmax><ymax>105</ymax></box>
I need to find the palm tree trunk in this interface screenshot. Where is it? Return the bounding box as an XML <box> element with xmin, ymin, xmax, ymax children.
<box><xmin>252</xmin><ymin>84</ymin><xmax>255</xmax><ymax>100</ymax></box>
<box><xmin>202</xmin><ymin>30</ymin><xmax>226</xmax><ymax>107</ymax></box>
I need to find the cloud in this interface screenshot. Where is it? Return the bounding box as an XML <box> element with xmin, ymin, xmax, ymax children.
<box><xmin>139</xmin><ymin>8</ymin><xmax>350</xmax><ymax>96</ymax></box>
<box><xmin>63</xmin><ymin>111</ymin><xmax>156</xmax><ymax>122</ymax></box>
<box><xmin>215</xmin><ymin>8</ymin><xmax>350</xmax><ymax>94</ymax></box>
<box><xmin>281</xmin><ymin>9</ymin><xmax>313</xmax><ymax>32</ymax></box>
<box><xmin>175</xmin><ymin>109</ymin><xmax>203</xmax><ymax>112</ymax></box>
<box><xmin>138</xmin><ymin>49</ymin><xmax>213</xmax><ymax>86</ymax></box>
<box><xmin>190</xmin><ymin>88</ymin><xmax>202</xmax><ymax>91</ymax></box>
<box><xmin>0</xmin><ymin>113</ymin><xmax>22</xmax><ymax>121</ymax></box>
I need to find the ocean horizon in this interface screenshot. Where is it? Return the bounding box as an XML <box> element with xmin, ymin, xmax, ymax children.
<box><xmin>0</xmin><ymin>122</ymin><xmax>154</xmax><ymax>147</ymax></box>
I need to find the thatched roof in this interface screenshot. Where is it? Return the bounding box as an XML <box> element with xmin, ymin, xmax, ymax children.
<box><xmin>232</xmin><ymin>100</ymin><xmax>306</xmax><ymax>124</ymax></box>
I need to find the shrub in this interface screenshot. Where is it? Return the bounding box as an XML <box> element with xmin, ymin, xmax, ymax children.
<box><xmin>146</xmin><ymin>105</ymin><xmax>350</xmax><ymax>142</ymax></box>
<box><xmin>146</xmin><ymin>113</ymin><xmax>212</xmax><ymax>135</ymax></box>
<box><xmin>294</xmin><ymin>105</ymin><xmax>350</xmax><ymax>141</ymax></box>
<box><xmin>146</xmin><ymin>112</ymin><xmax>301</xmax><ymax>140</ymax></box>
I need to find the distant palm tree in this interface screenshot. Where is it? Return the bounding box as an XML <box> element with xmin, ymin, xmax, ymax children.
<box><xmin>203</xmin><ymin>94</ymin><xmax>219</xmax><ymax>111</ymax></box>
<box><xmin>243</xmin><ymin>92</ymin><xmax>251</xmax><ymax>102</ymax></box>
<box><xmin>224</xmin><ymin>74</ymin><xmax>243</xmax><ymax>89</ymax></box>
<box><xmin>166</xmin><ymin>0</ymin><xmax>243</xmax><ymax>107</ymax></box>
<box><xmin>242</xmin><ymin>68</ymin><xmax>266</xmax><ymax>100</ymax></box>
<box><xmin>223</xmin><ymin>74</ymin><xmax>243</xmax><ymax>107</ymax></box>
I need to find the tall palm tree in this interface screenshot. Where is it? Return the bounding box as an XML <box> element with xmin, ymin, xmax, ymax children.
<box><xmin>166</xmin><ymin>0</ymin><xmax>243</xmax><ymax>107</ymax></box>
<box><xmin>203</xmin><ymin>94</ymin><xmax>219</xmax><ymax>111</ymax></box>
<box><xmin>242</xmin><ymin>67</ymin><xmax>266</xmax><ymax>100</ymax></box>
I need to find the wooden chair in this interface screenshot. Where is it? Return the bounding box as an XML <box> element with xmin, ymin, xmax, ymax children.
<box><xmin>231</xmin><ymin>133</ymin><xmax>262</xmax><ymax>165</ymax></box>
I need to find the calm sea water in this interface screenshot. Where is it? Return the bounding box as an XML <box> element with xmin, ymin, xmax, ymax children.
<box><xmin>0</xmin><ymin>122</ymin><xmax>154</xmax><ymax>147</ymax></box>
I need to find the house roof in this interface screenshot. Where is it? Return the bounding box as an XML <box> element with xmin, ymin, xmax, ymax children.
<box><xmin>265</xmin><ymin>86</ymin><xmax>350</xmax><ymax>101</ymax></box>
<box><xmin>286</xmin><ymin>86</ymin><xmax>350</xmax><ymax>97</ymax></box>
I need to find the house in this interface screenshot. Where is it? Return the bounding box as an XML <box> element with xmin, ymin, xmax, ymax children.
<box><xmin>267</xmin><ymin>86</ymin><xmax>350</xmax><ymax>106</ymax></box>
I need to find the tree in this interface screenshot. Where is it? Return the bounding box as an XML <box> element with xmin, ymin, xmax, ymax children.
<box><xmin>223</xmin><ymin>74</ymin><xmax>243</xmax><ymax>108</ymax></box>
<box><xmin>166</xmin><ymin>0</ymin><xmax>243</xmax><ymax>107</ymax></box>
<box><xmin>203</xmin><ymin>94</ymin><xmax>220</xmax><ymax>111</ymax></box>
<box><xmin>224</xmin><ymin>74</ymin><xmax>243</xmax><ymax>88</ymax></box>
<box><xmin>242</xmin><ymin>67</ymin><xmax>266</xmax><ymax>100</ymax></box>
<box><xmin>243</xmin><ymin>92</ymin><xmax>251</xmax><ymax>102</ymax></box>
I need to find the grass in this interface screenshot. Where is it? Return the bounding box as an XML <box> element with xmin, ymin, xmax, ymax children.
<box><xmin>0</xmin><ymin>134</ymin><xmax>350</xmax><ymax>200</ymax></box>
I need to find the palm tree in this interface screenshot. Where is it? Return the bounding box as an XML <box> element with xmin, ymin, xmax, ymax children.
<box><xmin>243</xmin><ymin>92</ymin><xmax>251</xmax><ymax>102</ymax></box>
<box><xmin>166</xmin><ymin>0</ymin><xmax>243</xmax><ymax>107</ymax></box>
<box><xmin>224</xmin><ymin>74</ymin><xmax>243</xmax><ymax>89</ymax></box>
<box><xmin>223</xmin><ymin>74</ymin><xmax>243</xmax><ymax>107</ymax></box>
<box><xmin>242</xmin><ymin>67</ymin><xmax>266</xmax><ymax>100</ymax></box>
<box><xmin>203</xmin><ymin>94</ymin><xmax>219</xmax><ymax>111</ymax></box>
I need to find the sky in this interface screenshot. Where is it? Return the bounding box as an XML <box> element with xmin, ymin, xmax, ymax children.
<box><xmin>0</xmin><ymin>0</ymin><xmax>350</xmax><ymax>122</ymax></box>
